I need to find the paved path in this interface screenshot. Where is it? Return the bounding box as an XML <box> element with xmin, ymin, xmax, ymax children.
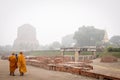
<box><xmin>0</xmin><ymin>60</ymin><xmax>97</xmax><ymax>80</ymax></box>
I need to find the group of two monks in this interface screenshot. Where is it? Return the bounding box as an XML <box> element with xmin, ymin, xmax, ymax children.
<box><xmin>8</xmin><ymin>52</ymin><xmax>27</xmax><ymax>76</ymax></box>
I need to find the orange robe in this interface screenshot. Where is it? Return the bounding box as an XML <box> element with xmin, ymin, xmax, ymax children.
<box><xmin>18</xmin><ymin>54</ymin><xmax>27</xmax><ymax>73</ymax></box>
<box><xmin>9</xmin><ymin>55</ymin><xmax>17</xmax><ymax>72</ymax></box>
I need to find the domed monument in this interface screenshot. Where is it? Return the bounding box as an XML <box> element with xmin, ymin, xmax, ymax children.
<box><xmin>13</xmin><ymin>24</ymin><xmax>39</xmax><ymax>51</ymax></box>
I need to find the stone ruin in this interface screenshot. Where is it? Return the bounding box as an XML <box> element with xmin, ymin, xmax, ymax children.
<box><xmin>26</xmin><ymin>56</ymin><xmax>120</xmax><ymax>80</ymax></box>
<box><xmin>100</xmin><ymin>55</ymin><xmax>118</xmax><ymax>62</ymax></box>
<box><xmin>12</xmin><ymin>24</ymin><xmax>39</xmax><ymax>51</ymax></box>
<box><xmin>26</xmin><ymin>56</ymin><xmax>93</xmax><ymax>72</ymax></box>
<box><xmin>1</xmin><ymin>55</ymin><xmax>120</xmax><ymax>80</ymax></box>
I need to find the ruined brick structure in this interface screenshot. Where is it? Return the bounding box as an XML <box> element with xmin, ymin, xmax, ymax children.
<box><xmin>101</xmin><ymin>55</ymin><xmax>118</xmax><ymax>62</ymax></box>
<box><xmin>12</xmin><ymin>24</ymin><xmax>39</xmax><ymax>51</ymax></box>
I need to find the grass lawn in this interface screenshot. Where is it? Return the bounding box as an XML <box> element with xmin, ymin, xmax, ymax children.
<box><xmin>98</xmin><ymin>52</ymin><xmax>120</xmax><ymax>58</ymax></box>
<box><xmin>28</xmin><ymin>50</ymin><xmax>96</xmax><ymax>56</ymax></box>
<box><xmin>28</xmin><ymin>50</ymin><xmax>120</xmax><ymax>58</ymax></box>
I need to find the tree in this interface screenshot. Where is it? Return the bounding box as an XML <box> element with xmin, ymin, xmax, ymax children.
<box><xmin>109</xmin><ymin>35</ymin><xmax>120</xmax><ymax>47</ymax></box>
<box><xmin>61</xmin><ymin>34</ymin><xmax>76</xmax><ymax>47</ymax></box>
<box><xmin>73</xmin><ymin>26</ymin><xmax>105</xmax><ymax>47</ymax></box>
<box><xmin>49</xmin><ymin>41</ymin><xmax>61</xmax><ymax>50</ymax></box>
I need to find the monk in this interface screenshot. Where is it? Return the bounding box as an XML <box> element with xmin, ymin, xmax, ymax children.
<box><xmin>18</xmin><ymin>52</ymin><xmax>27</xmax><ymax>76</ymax></box>
<box><xmin>8</xmin><ymin>53</ymin><xmax>17</xmax><ymax>76</ymax></box>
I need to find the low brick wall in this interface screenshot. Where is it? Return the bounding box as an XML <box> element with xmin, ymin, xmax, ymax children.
<box><xmin>101</xmin><ymin>55</ymin><xmax>118</xmax><ymax>63</ymax></box>
<box><xmin>26</xmin><ymin>56</ymin><xmax>120</xmax><ymax>80</ymax></box>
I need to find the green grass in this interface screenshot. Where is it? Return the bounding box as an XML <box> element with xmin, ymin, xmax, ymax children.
<box><xmin>28</xmin><ymin>50</ymin><xmax>95</xmax><ymax>56</ymax></box>
<box><xmin>28</xmin><ymin>50</ymin><xmax>61</xmax><ymax>56</ymax></box>
<box><xmin>26</xmin><ymin>50</ymin><xmax>120</xmax><ymax>58</ymax></box>
<box><xmin>98</xmin><ymin>52</ymin><xmax>120</xmax><ymax>58</ymax></box>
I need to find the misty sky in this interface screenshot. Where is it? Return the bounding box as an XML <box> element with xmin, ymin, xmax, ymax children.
<box><xmin>0</xmin><ymin>0</ymin><xmax>120</xmax><ymax>46</ymax></box>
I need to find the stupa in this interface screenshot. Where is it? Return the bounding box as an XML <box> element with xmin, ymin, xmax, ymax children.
<box><xmin>13</xmin><ymin>24</ymin><xmax>39</xmax><ymax>51</ymax></box>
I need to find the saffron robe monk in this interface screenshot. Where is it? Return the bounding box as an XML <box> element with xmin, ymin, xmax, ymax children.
<box><xmin>18</xmin><ymin>52</ymin><xmax>27</xmax><ymax>76</ymax></box>
<box><xmin>8</xmin><ymin>53</ymin><xmax>17</xmax><ymax>76</ymax></box>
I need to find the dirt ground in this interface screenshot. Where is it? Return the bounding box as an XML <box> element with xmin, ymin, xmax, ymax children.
<box><xmin>91</xmin><ymin>58</ymin><xmax>120</xmax><ymax>69</ymax></box>
<box><xmin>90</xmin><ymin>58</ymin><xmax>120</xmax><ymax>79</ymax></box>
<box><xmin>0</xmin><ymin>60</ymin><xmax>97</xmax><ymax>80</ymax></box>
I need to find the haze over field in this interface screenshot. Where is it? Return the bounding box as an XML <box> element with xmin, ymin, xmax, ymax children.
<box><xmin>0</xmin><ymin>0</ymin><xmax>120</xmax><ymax>46</ymax></box>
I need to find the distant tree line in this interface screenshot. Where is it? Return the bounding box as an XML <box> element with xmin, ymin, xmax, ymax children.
<box><xmin>1</xmin><ymin>26</ymin><xmax>120</xmax><ymax>51</ymax></box>
<box><xmin>62</xmin><ymin>25</ymin><xmax>120</xmax><ymax>48</ymax></box>
<box><xmin>0</xmin><ymin>45</ymin><xmax>12</xmax><ymax>55</ymax></box>
<box><xmin>107</xmin><ymin>47</ymin><xmax>120</xmax><ymax>52</ymax></box>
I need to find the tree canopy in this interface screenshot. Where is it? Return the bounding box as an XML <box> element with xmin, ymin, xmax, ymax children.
<box><xmin>109</xmin><ymin>35</ymin><xmax>120</xmax><ymax>47</ymax></box>
<box><xmin>61</xmin><ymin>34</ymin><xmax>76</xmax><ymax>47</ymax></box>
<box><xmin>73</xmin><ymin>26</ymin><xmax>105</xmax><ymax>47</ymax></box>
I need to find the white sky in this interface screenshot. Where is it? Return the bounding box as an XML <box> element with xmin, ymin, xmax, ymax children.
<box><xmin>0</xmin><ymin>0</ymin><xmax>120</xmax><ymax>46</ymax></box>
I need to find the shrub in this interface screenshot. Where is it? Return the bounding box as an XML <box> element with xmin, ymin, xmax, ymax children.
<box><xmin>107</xmin><ymin>47</ymin><xmax>120</xmax><ymax>52</ymax></box>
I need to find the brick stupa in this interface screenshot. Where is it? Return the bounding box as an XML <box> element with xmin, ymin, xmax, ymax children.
<box><xmin>13</xmin><ymin>24</ymin><xmax>39</xmax><ymax>51</ymax></box>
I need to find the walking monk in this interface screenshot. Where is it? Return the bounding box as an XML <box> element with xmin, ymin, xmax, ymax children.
<box><xmin>8</xmin><ymin>53</ymin><xmax>17</xmax><ymax>76</ymax></box>
<box><xmin>18</xmin><ymin>52</ymin><xmax>27</xmax><ymax>76</ymax></box>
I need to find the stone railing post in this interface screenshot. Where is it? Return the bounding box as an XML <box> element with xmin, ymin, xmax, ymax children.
<box><xmin>74</xmin><ymin>49</ymin><xmax>80</xmax><ymax>62</ymax></box>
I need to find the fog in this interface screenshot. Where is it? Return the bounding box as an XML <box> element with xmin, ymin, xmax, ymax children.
<box><xmin>0</xmin><ymin>0</ymin><xmax>120</xmax><ymax>46</ymax></box>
